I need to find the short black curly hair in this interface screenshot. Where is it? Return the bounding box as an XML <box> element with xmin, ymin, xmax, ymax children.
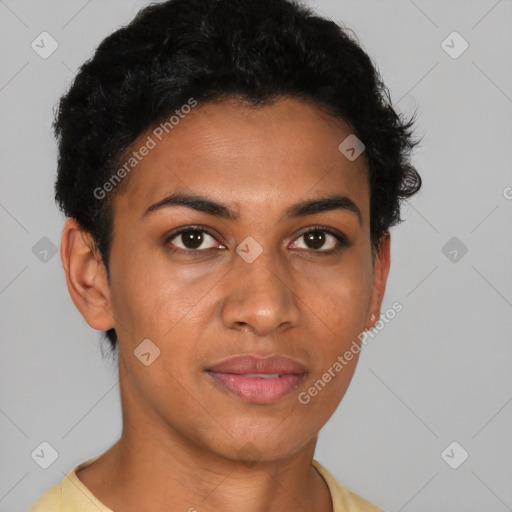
<box><xmin>53</xmin><ymin>0</ymin><xmax>421</xmax><ymax>354</ymax></box>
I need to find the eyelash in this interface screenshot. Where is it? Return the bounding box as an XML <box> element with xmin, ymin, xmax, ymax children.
<box><xmin>164</xmin><ymin>224</ymin><xmax>349</xmax><ymax>256</ymax></box>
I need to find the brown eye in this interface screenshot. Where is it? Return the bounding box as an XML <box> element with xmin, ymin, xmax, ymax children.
<box><xmin>303</xmin><ymin>231</ymin><xmax>326</xmax><ymax>250</ymax></box>
<box><xmin>290</xmin><ymin>228</ymin><xmax>346</xmax><ymax>252</ymax></box>
<box><xmin>168</xmin><ymin>229</ymin><xmax>221</xmax><ymax>251</ymax></box>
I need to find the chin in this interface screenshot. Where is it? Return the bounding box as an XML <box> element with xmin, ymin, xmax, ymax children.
<box><xmin>212</xmin><ymin>418</ymin><xmax>316</xmax><ymax>463</ymax></box>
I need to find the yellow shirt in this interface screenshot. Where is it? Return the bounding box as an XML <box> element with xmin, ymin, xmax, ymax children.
<box><xmin>30</xmin><ymin>456</ymin><xmax>383</xmax><ymax>512</ymax></box>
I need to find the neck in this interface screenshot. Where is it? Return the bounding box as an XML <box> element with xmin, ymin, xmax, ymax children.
<box><xmin>76</xmin><ymin>356</ymin><xmax>333</xmax><ymax>512</ymax></box>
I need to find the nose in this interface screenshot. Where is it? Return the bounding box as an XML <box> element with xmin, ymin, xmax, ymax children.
<box><xmin>218</xmin><ymin>248</ymin><xmax>301</xmax><ymax>337</ymax></box>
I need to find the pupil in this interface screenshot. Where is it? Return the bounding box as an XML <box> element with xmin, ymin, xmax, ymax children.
<box><xmin>183</xmin><ymin>230</ymin><xmax>203</xmax><ymax>249</ymax></box>
<box><xmin>305</xmin><ymin>231</ymin><xmax>325</xmax><ymax>250</ymax></box>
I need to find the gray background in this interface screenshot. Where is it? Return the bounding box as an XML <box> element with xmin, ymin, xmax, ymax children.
<box><xmin>1</xmin><ymin>0</ymin><xmax>511</xmax><ymax>510</ymax></box>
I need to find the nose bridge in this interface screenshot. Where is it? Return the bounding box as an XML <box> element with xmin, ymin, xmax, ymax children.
<box><xmin>219</xmin><ymin>241</ymin><xmax>300</xmax><ymax>335</ymax></box>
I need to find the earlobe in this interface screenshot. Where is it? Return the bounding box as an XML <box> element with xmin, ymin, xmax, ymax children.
<box><xmin>365</xmin><ymin>232</ymin><xmax>391</xmax><ymax>331</ymax></box>
<box><xmin>60</xmin><ymin>218</ymin><xmax>115</xmax><ymax>332</ymax></box>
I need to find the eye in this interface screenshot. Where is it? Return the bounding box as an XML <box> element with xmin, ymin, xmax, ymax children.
<box><xmin>166</xmin><ymin>227</ymin><xmax>224</xmax><ymax>252</ymax></box>
<box><xmin>165</xmin><ymin>225</ymin><xmax>348</xmax><ymax>255</ymax></box>
<box><xmin>289</xmin><ymin>227</ymin><xmax>347</xmax><ymax>252</ymax></box>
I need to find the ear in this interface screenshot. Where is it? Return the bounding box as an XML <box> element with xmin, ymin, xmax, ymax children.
<box><xmin>60</xmin><ymin>218</ymin><xmax>114</xmax><ymax>332</ymax></box>
<box><xmin>364</xmin><ymin>232</ymin><xmax>391</xmax><ymax>330</ymax></box>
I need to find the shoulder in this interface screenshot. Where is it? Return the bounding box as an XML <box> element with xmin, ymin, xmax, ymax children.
<box><xmin>29</xmin><ymin>455</ymin><xmax>112</xmax><ymax>512</ymax></box>
<box><xmin>312</xmin><ymin>459</ymin><xmax>385</xmax><ymax>512</ymax></box>
<box><xmin>29</xmin><ymin>485</ymin><xmax>62</xmax><ymax>512</ymax></box>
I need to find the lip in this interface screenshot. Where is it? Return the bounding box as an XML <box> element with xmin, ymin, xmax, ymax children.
<box><xmin>205</xmin><ymin>354</ymin><xmax>307</xmax><ymax>404</ymax></box>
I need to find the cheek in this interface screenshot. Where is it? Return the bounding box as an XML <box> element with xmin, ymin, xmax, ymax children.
<box><xmin>107</xmin><ymin>250</ymin><xmax>174</xmax><ymax>342</ymax></box>
<box><xmin>109</xmin><ymin>249</ymin><xmax>221</xmax><ymax>347</ymax></box>
<box><xmin>301</xmin><ymin>258</ymin><xmax>374</xmax><ymax>337</ymax></box>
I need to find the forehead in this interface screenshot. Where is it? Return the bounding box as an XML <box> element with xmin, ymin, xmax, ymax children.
<box><xmin>114</xmin><ymin>96</ymin><xmax>369</xmax><ymax>220</ymax></box>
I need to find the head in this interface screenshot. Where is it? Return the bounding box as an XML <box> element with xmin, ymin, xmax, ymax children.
<box><xmin>56</xmin><ymin>0</ymin><xmax>421</xmax><ymax>462</ymax></box>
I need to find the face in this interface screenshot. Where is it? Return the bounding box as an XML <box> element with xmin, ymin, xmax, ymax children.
<box><xmin>68</xmin><ymin>96</ymin><xmax>390</xmax><ymax>462</ymax></box>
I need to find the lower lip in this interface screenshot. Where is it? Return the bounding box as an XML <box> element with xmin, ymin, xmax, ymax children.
<box><xmin>206</xmin><ymin>372</ymin><xmax>305</xmax><ymax>404</ymax></box>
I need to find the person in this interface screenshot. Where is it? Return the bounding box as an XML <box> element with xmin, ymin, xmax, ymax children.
<box><xmin>30</xmin><ymin>0</ymin><xmax>421</xmax><ymax>510</ymax></box>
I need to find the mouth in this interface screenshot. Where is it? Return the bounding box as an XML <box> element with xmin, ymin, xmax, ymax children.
<box><xmin>204</xmin><ymin>353</ymin><xmax>307</xmax><ymax>404</ymax></box>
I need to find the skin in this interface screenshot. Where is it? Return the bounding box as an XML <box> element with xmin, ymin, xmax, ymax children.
<box><xmin>61</xmin><ymin>96</ymin><xmax>390</xmax><ymax>512</ymax></box>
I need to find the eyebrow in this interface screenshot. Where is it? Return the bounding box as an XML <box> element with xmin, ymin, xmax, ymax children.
<box><xmin>141</xmin><ymin>192</ymin><xmax>362</xmax><ymax>224</ymax></box>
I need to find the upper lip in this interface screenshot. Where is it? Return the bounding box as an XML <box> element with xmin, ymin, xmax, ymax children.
<box><xmin>206</xmin><ymin>354</ymin><xmax>307</xmax><ymax>375</ymax></box>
